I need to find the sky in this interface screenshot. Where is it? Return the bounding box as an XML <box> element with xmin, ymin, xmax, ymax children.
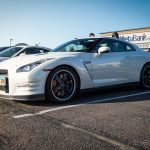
<box><xmin>0</xmin><ymin>0</ymin><xmax>150</xmax><ymax>48</ymax></box>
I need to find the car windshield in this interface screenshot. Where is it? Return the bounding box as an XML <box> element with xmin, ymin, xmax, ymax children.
<box><xmin>52</xmin><ymin>38</ymin><xmax>99</xmax><ymax>52</ymax></box>
<box><xmin>0</xmin><ymin>47</ymin><xmax>23</xmax><ymax>57</ymax></box>
<box><xmin>0</xmin><ymin>47</ymin><xmax>10</xmax><ymax>52</ymax></box>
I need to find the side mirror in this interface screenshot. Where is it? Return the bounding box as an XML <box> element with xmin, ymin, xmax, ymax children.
<box><xmin>98</xmin><ymin>46</ymin><xmax>110</xmax><ymax>54</ymax></box>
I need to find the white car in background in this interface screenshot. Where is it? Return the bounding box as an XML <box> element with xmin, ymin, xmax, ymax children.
<box><xmin>0</xmin><ymin>46</ymin><xmax>51</xmax><ymax>62</ymax></box>
<box><xmin>0</xmin><ymin>46</ymin><xmax>12</xmax><ymax>52</ymax></box>
<box><xmin>0</xmin><ymin>37</ymin><xmax>149</xmax><ymax>103</ymax></box>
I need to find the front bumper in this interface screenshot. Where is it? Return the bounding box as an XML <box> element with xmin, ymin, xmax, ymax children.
<box><xmin>0</xmin><ymin>94</ymin><xmax>45</xmax><ymax>101</ymax></box>
<box><xmin>0</xmin><ymin>68</ymin><xmax>49</xmax><ymax>101</ymax></box>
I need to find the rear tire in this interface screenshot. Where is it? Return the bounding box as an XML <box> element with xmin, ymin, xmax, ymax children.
<box><xmin>45</xmin><ymin>66</ymin><xmax>80</xmax><ymax>103</ymax></box>
<box><xmin>140</xmin><ymin>64</ymin><xmax>150</xmax><ymax>89</ymax></box>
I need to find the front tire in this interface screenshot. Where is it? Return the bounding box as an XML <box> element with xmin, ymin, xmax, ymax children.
<box><xmin>140</xmin><ymin>64</ymin><xmax>150</xmax><ymax>89</ymax></box>
<box><xmin>45</xmin><ymin>66</ymin><xmax>80</xmax><ymax>103</ymax></box>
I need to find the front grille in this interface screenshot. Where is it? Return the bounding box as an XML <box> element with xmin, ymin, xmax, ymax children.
<box><xmin>0</xmin><ymin>77</ymin><xmax>9</xmax><ymax>93</ymax></box>
<box><xmin>0</xmin><ymin>69</ymin><xmax>8</xmax><ymax>75</ymax></box>
<box><xmin>0</xmin><ymin>70</ymin><xmax>9</xmax><ymax>93</ymax></box>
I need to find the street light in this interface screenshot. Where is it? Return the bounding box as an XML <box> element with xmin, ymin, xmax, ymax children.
<box><xmin>10</xmin><ymin>39</ymin><xmax>13</xmax><ymax>46</ymax></box>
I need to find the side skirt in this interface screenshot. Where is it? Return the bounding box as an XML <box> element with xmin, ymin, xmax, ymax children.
<box><xmin>80</xmin><ymin>82</ymin><xmax>140</xmax><ymax>93</ymax></box>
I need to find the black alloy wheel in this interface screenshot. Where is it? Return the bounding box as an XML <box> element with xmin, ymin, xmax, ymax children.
<box><xmin>45</xmin><ymin>66</ymin><xmax>80</xmax><ymax>103</ymax></box>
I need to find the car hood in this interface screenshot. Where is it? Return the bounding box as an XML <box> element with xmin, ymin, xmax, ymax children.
<box><xmin>0</xmin><ymin>52</ymin><xmax>82</xmax><ymax>69</ymax></box>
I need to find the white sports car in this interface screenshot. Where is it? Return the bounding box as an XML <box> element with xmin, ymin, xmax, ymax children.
<box><xmin>0</xmin><ymin>46</ymin><xmax>51</xmax><ymax>62</ymax></box>
<box><xmin>0</xmin><ymin>37</ymin><xmax>149</xmax><ymax>103</ymax></box>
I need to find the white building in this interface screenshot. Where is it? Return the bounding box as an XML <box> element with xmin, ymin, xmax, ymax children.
<box><xmin>100</xmin><ymin>27</ymin><xmax>150</xmax><ymax>51</ymax></box>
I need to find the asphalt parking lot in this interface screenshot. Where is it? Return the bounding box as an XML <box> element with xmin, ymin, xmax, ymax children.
<box><xmin>0</xmin><ymin>86</ymin><xmax>150</xmax><ymax>150</ymax></box>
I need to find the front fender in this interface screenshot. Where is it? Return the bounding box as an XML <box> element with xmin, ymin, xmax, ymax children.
<box><xmin>34</xmin><ymin>56</ymin><xmax>94</xmax><ymax>90</ymax></box>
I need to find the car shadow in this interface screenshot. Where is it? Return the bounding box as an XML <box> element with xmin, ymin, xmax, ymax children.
<box><xmin>15</xmin><ymin>85</ymin><xmax>150</xmax><ymax>107</ymax></box>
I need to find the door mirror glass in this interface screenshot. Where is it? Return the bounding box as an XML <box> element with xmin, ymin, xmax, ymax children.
<box><xmin>98</xmin><ymin>46</ymin><xmax>110</xmax><ymax>54</ymax></box>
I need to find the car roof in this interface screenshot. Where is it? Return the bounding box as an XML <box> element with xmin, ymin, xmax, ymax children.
<box><xmin>20</xmin><ymin>46</ymin><xmax>51</xmax><ymax>50</ymax></box>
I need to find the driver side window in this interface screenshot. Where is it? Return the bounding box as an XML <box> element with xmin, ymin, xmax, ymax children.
<box><xmin>94</xmin><ymin>39</ymin><xmax>113</xmax><ymax>53</ymax></box>
<box><xmin>94</xmin><ymin>39</ymin><xmax>127</xmax><ymax>53</ymax></box>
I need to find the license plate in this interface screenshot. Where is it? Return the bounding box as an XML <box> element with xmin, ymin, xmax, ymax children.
<box><xmin>0</xmin><ymin>76</ymin><xmax>6</xmax><ymax>86</ymax></box>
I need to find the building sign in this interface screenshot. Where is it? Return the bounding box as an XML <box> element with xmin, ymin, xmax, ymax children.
<box><xmin>100</xmin><ymin>28</ymin><xmax>150</xmax><ymax>49</ymax></box>
<box><xmin>119</xmin><ymin>32</ymin><xmax>150</xmax><ymax>43</ymax></box>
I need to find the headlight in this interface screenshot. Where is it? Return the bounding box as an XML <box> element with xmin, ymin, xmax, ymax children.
<box><xmin>16</xmin><ymin>58</ymin><xmax>53</xmax><ymax>73</ymax></box>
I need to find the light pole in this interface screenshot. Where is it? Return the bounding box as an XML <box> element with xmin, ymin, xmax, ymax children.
<box><xmin>10</xmin><ymin>39</ymin><xmax>13</xmax><ymax>46</ymax></box>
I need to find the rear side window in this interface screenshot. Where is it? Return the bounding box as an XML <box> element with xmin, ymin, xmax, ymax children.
<box><xmin>125</xmin><ymin>43</ymin><xmax>136</xmax><ymax>51</ymax></box>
